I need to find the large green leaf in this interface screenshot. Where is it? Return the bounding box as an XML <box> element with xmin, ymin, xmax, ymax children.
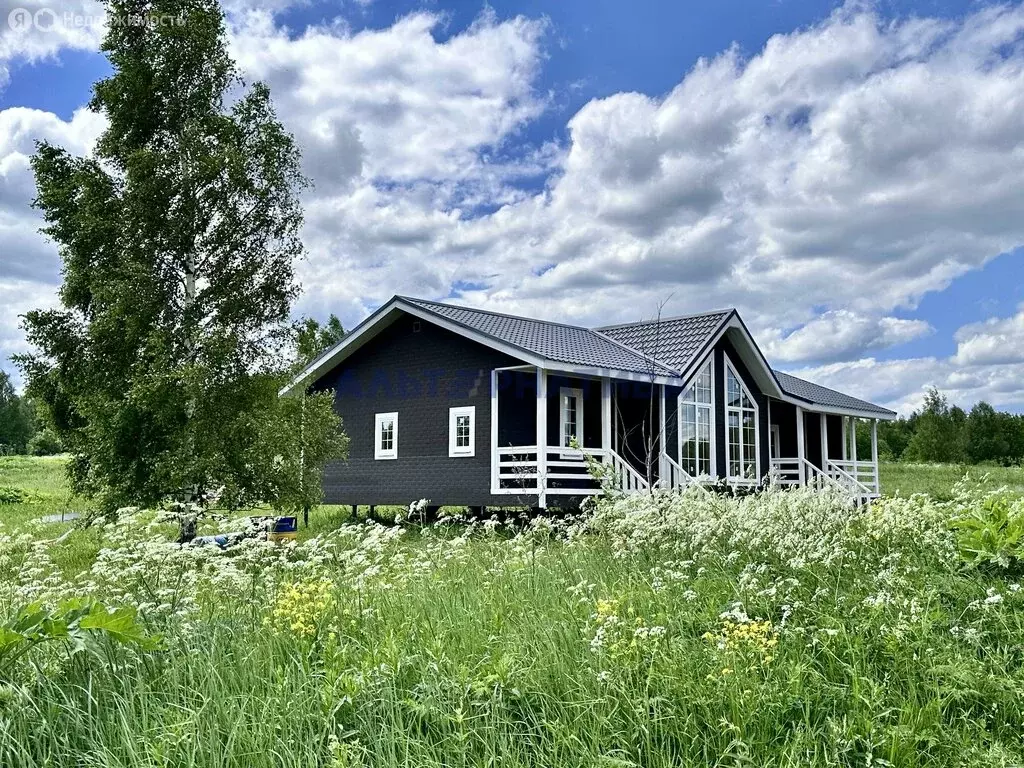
<box><xmin>77</xmin><ymin>604</ymin><xmax>161</xmax><ymax>650</ymax></box>
<box><xmin>1</xmin><ymin>599</ymin><xmax>160</xmax><ymax>678</ymax></box>
<box><xmin>0</xmin><ymin>627</ymin><xmax>26</xmax><ymax>656</ymax></box>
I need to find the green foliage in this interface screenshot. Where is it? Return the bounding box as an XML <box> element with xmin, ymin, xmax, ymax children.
<box><xmin>0</xmin><ymin>372</ymin><xmax>36</xmax><ymax>455</ymax></box>
<box><xmin>26</xmin><ymin>427</ymin><xmax>63</xmax><ymax>456</ymax></box>
<box><xmin>879</xmin><ymin>462</ymin><xmax>1024</xmax><ymax>502</ymax></box>
<box><xmin>259</xmin><ymin>390</ymin><xmax>349</xmax><ymax>513</ymax></box>
<box><xmin>0</xmin><ymin>486</ymin><xmax>27</xmax><ymax>504</ymax></box>
<box><xmin>0</xmin><ymin>599</ymin><xmax>159</xmax><ymax>678</ymax></box>
<box><xmin>15</xmin><ymin>0</ymin><xmax>327</xmax><ymax>511</ymax></box>
<box><xmin>882</xmin><ymin>387</ymin><xmax>1024</xmax><ymax>466</ymax></box>
<box><xmin>951</xmin><ymin>496</ymin><xmax>1024</xmax><ymax>569</ymax></box>
<box><xmin>295</xmin><ymin>314</ymin><xmax>346</xmax><ymax>367</ymax></box>
<box><xmin>904</xmin><ymin>389</ymin><xmax>967</xmax><ymax>463</ymax></box>
<box><xmin>878</xmin><ymin>413</ymin><xmax>916</xmax><ymax>460</ymax></box>
<box><xmin>965</xmin><ymin>402</ymin><xmax>1024</xmax><ymax>465</ymax></box>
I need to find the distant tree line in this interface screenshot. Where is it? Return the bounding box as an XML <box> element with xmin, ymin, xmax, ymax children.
<box><xmin>875</xmin><ymin>388</ymin><xmax>1024</xmax><ymax>466</ymax></box>
<box><xmin>0</xmin><ymin>370</ymin><xmax>63</xmax><ymax>456</ymax></box>
<box><xmin>2</xmin><ymin>312</ymin><xmax>345</xmax><ymax>460</ymax></box>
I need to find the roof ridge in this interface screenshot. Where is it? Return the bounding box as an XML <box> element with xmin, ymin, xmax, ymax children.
<box><xmin>399</xmin><ymin>295</ymin><xmax>599</xmax><ymax>335</ymax></box>
<box><xmin>589</xmin><ymin>328</ymin><xmax>681</xmax><ymax>375</ymax></box>
<box><xmin>595</xmin><ymin>308</ymin><xmax>734</xmax><ymax>331</ymax></box>
<box><xmin>589</xmin><ymin>329</ymin><xmax>684</xmax><ymax>376</ymax></box>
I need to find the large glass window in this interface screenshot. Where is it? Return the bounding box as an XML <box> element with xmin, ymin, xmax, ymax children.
<box><xmin>726</xmin><ymin>361</ymin><xmax>757</xmax><ymax>480</ymax></box>
<box><xmin>679</xmin><ymin>360</ymin><xmax>713</xmax><ymax>476</ymax></box>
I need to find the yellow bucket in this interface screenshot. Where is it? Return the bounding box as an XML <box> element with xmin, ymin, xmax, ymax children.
<box><xmin>267</xmin><ymin>531</ymin><xmax>298</xmax><ymax>542</ymax></box>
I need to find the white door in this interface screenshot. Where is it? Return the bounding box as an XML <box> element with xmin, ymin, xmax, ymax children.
<box><xmin>559</xmin><ymin>387</ymin><xmax>584</xmax><ymax>454</ymax></box>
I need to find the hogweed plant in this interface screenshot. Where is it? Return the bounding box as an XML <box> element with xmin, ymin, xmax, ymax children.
<box><xmin>1</xmin><ymin>481</ymin><xmax>1024</xmax><ymax>766</ymax></box>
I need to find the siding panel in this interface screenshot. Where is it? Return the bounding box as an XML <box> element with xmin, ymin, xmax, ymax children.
<box><xmin>312</xmin><ymin>313</ymin><xmax>527</xmax><ymax>506</ymax></box>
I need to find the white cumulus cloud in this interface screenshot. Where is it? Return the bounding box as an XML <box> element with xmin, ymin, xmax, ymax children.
<box><xmin>763</xmin><ymin>310</ymin><xmax>933</xmax><ymax>363</ymax></box>
<box><xmin>0</xmin><ymin>0</ymin><xmax>104</xmax><ymax>87</ymax></box>
<box><xmin>791</xmin><ymin>305</ymin><xmax>1024</xmax><ymax>414</ymax></box>
<box><xmin>1</xmin><ymin>2</ymin><xmax>1023</xmax><ymax>416</ymax></box>
<box><xmin>954</xmin><ymin>305</ymin><xmax>1024</xmax><ymax>366</ymax></box>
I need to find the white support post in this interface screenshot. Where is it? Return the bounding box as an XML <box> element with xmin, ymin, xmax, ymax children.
<box><xmin>841</xmin><ymin>417</ymin><xmax>848</xmax><ymax>461</ymax></box>
<box><xmin>871</xmin><ymin>418</ymin><xmax>879</xmax><ymax>494</ymax></box>
<box><xmin>536</xmin><ymin>367</ymin><xmax>547</xmax><ymax>509</ymax></box>
<box><xmin>796</xmin><ymin>405</ymin><xmax>806</xmax><ymax>485</ymax></box>
<box><xmin>658</xmin><ymin>384</ymin><xmax>666</xmax><ymax>484</ymax></box>
<box><xmin>490</xmin><ymin>369</ymin><xmax>499</xmax><ymax>494</ymax></box>
<box><xmin>850</xmin><ymin>417</ymin><xmax>858</xmax><ymax>467</ymax></box>
<box><xmin>601</xmin><ymin>377</ymin><xmax>612</xmax><ymax>453</ymax></box>
<box><xmin>820</xmin><ymin>412</ymin><xmax>829</xmax><ymax>470</ymax></box>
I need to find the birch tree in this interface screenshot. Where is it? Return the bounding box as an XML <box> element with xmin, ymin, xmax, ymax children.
<box><xmin>17</xmin><ymin>0</ymin><xmax>344</xmax><ymax>511</ymax></box>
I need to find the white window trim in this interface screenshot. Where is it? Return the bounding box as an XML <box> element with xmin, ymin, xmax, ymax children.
<box><xmin>559</xmin><ymin>387</ymin><xmax>584</xmax><ymax>451</ymax></box>
<box><xmin>677</xmin><ymin>353</ymin><xmax>716</xmax><ymax>478</ymax></box>
<box><xmin>448</xmin><ymin>405</ymin><xmax>476</xmax><ymax>457</ymax></box>
<box><xmin>374</xmin><ymin>412</ymin><xmax>398</xmax><ymax>460</ymax></box>
<box><xmin>724</xmin><ymin>354</ymin><xmax>760</xmax><ymax>483</ymax></box>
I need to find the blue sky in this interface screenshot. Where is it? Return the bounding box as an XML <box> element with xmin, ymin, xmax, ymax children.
<box><xmin>1</xmin><ymin>0</ymin><xmax>1022</xmax><ymax>413</ymax></box>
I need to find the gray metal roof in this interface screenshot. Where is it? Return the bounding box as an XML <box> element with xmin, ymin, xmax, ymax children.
<box><xmin>292</xmin><ymin>294</ymin><xmax>895</xmax><ymax>416</ymax></box>
<box><xmin>404</xmin><ymin>297</ymin><xmax>678</xmax><ymax>376</ymax></box>
<box><xmin>597</xmin><ymin>311</ymin><xmax>732</xmax><ymax>371</ymax></box>
<box><xmin>773</xmin><ymin>370</ymin><xmax>896</xmax><ymax>417</ymax></box>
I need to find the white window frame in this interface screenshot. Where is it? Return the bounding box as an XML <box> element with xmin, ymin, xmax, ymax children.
<box><xmin>374</xmin><ymin>412</ymin><xmax>398</xmax><ymax>460</ymax></box>
<box><xmin>724</xmin><ymin>354</ymin><xmax>760</xmax><ymax>483</ymax></box>
<box><xmin>448</xmin><ymin>405</ymin><xmax>475</xmax><ymax>457</ymax></box>
<box><xmin>559</xmin><ymin>387</ymin><xmax>584</xmax><ymax>452</ymax></box>
<box><xmin>677</xmin><ymin>354</ymin><xmax>716</xmax><ymax>478</ymax></box>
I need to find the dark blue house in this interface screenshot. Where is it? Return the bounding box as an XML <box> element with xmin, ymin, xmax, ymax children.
<box><xmin>286</xmin><ymin>296</ymin><xmax>895</xmax><ymax>508</ymax></box>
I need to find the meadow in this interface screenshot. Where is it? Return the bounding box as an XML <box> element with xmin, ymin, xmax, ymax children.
<box><xmin>2</xmin><ymin>457</ymin><xmax>1024</xmax><ymax>766</ymax></box>
<box><xmin>881</xmin><ymin>461</ymin><xmax>1024</xmax><ymax>500</ymax></box>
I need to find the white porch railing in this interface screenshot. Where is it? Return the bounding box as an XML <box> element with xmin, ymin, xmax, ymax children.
<box><xmin>494</xmin><ymin>446</ymin><xmax>650</xmax><ymax>496</ymax></box>
<box><xmin>770</xmin><ymin>457</ymin><xmax>839</xmax><ymax>491</ymax></box>
<box><xmin>827</xmin><ymin>460</ymin><xmax>880</xmax><ymax>498</ymax></box>
<box><xmin>608</xmin><ymin>450</ymin><xmax>650</xmax><ymax>494</ymax></box>
<box><xmin>770</xmin><ymin>458</ymin><xmax>803</xmax><ymax>486</ymax></box>
<box><xmin>658</xmin><ymin>453</ymin><xmax>693</xmax><ymax>490</ymax></box>
<box><xmin>770</xmin><ymin>457</ymin><xmax>879</xmax><ymax>502</ymax></box>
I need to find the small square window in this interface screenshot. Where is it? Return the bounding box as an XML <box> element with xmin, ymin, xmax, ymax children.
<box><xmin>449</xmin><ymin>406</ymin><xmax>475</xmax><ymax>457</ymax></box>
<box><xmin>375</xmin><ymin>412</ymin><xmax>398</xmax><ymax>460</ymax></box>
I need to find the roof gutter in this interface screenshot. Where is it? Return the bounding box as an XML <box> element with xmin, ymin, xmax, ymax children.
<box><xmin>774</xmin><ymin>393</ymin><xmax>898</xmax><ymax>420</ymax></box>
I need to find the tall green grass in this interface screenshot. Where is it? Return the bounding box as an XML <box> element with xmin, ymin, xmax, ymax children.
<box><xmin>0</xmin><ymin>455</ymin><xmax>84</xmax><ymax>527</ymax></box>
<box><xmin>881</xmin><ymin>461</ymin><xmax>1024</xmax><ymax>500</ymax></box>
<box><xmin>2</xmin><ymin>459</ymin><xmax>1024</xmax><ymax>765</ymax></box>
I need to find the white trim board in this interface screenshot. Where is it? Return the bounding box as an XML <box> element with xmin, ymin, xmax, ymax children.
<box><xmin>374</xmin><ymin>411</ymin><xmax>398</xmax><ymax>460</ymax></box>
<box><xmin>676</xmin><ymin>351</ymin><xmax>716</xmax><ymax>478</ymax></box>
<box><xmin>558</xmin><ymin>387</ymin><xmax>584</xmax><ymax>450</ymax></box>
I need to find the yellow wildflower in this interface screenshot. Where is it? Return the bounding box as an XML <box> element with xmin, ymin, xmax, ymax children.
<box><xmin>267</xmin><ymin>577</ymin><xmax>335</xmax><ymax>639</ymax></box>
